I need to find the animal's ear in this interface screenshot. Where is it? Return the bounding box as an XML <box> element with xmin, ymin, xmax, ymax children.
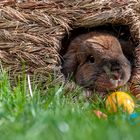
<box><xmin>61</xmin><ymin>52</ymin><xmax>78</xmax><ymax>78</ymax></box>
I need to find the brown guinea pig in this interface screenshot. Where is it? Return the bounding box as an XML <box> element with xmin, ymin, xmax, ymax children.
<box><xmin>61</xmin><ymin>31</ymin><xmax>131</xmax><ymax>94</ymax></box>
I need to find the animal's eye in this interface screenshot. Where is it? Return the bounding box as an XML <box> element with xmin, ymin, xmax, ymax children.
<box><xmin>87</xmin><ymin>55</ymin><xmax>95</xmax><ymax>63</ymax></box>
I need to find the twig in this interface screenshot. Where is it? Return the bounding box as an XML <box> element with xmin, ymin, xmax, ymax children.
<box><xmin>28</xmin><ymin>74</ymin><xmax>33</xmax><ymax>98</ymax></box>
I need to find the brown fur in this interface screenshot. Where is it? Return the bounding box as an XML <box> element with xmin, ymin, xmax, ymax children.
<box><xmin>61</xmin><ymin>32</ymin><xmax>131</xmax><ymax>95</ymax></box>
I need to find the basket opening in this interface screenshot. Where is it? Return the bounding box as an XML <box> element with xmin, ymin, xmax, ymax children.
<box><xmin>60</xmin><ymin>24</ymin><xmax>136</xmax><ymax>65</ymax></box>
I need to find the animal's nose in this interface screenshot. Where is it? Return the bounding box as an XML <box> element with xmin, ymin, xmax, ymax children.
<box><xmin>110</xmin><ymin>61</ymin><xmax>121</xmax><ymax>71</ymax></box>
<box><xmin>110</xmin><ymin>60</ymin><xmax>122</xmax><ymax>80</ymax></box>
<box><xmin>107</xmin><ymin>60</ymin><xmax>122</xmax><ymax>80</ymax></box>
<box><xmin>103</xmin><ymin>59</ymin><xmax>122</xmax><ymax>80</ymax></box>
<box><xmin>111</xmin><ymin>71</ymin><xmax>121</xmax><ymax>80</ymax></box>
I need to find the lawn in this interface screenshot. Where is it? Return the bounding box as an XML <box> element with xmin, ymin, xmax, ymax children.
<box><xmin>0</xmin><ymin>70</ymin><xmax>140</xmax><ymax>140</ymax></box>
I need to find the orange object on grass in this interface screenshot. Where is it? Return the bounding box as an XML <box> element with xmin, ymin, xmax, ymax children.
<box><xmin>105</xmin><ymin>91</ymin><xmax>135</xmax><ymax>114</ymax></box>
<box><xmin>93</xmin><ymin>110</ymin><xmax>107</xmax><ymax>119</ymax></box>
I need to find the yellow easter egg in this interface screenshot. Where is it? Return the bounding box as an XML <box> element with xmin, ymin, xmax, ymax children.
<box><xmin>105</xmin><ymin>91</ymin><xmax>135</xmax><ymax>114</ymax></box>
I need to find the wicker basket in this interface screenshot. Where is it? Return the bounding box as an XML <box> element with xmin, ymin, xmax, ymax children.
<box><xmin>0</xmin><ymin>0</ymin><xmax>140</xmax><ymax>98</ymax></box>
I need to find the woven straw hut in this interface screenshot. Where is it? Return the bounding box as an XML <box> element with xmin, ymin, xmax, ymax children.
<box><xmin>0</xmin><ymin>0</ymin><xmax>140</xmax><ymax>98</ymax></box>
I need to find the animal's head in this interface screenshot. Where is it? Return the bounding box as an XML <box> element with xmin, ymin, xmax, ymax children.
<box><xmin>61</xmin><ymin>32</ymin><xmax>131</xmax><ymax>93</ymax></box>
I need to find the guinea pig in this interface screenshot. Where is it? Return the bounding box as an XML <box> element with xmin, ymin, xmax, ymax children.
<box><xmin>61</xmin><ymin>31</ymin><xmax>131</xmax><ymax>94</ymax></box>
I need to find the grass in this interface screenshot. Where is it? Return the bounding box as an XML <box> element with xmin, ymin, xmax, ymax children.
<box><xmin>0</xmin><ymin>70</ymin><xmax>140</xmax><ymax>140</ymax></box>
